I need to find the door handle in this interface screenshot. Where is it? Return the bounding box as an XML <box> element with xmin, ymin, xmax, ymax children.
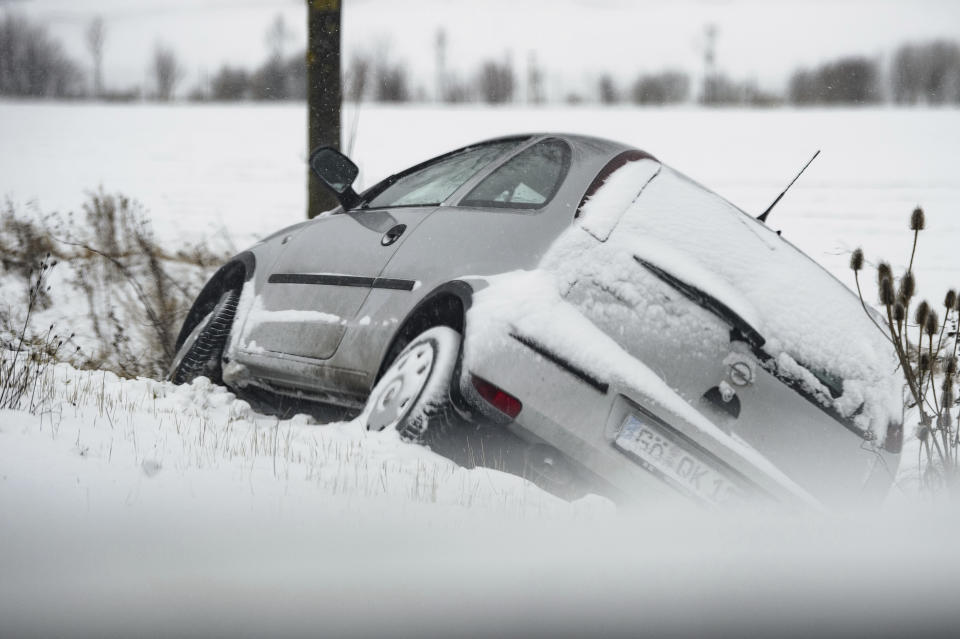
<box><xmin>381</xmin><ymin>224</ymin><xmax>407</xmax><ymax>246</ymax></box>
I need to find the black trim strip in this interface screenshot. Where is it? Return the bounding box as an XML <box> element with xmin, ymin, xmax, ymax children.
<box><xmin>510</xmin><ymin>333</ymin><xmax>609</xmax><ymax>394</ymax></box>
<box><xmin>268</xmin><ymin>273</ymin><xmax>415</xmax><ymax>291</ymax></box>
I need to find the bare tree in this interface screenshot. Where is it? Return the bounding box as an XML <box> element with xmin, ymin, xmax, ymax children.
<box><xmin>631</xmin><ymin>71</ymin><xmax>690</xmax><ymax>105</ymax></box>
<box><xmin>0</xmin><ymin>12</ymin><xmax>84</xmax><ymax>97</ymax></box>
<box><xmin>306</xmin><ymin>0</ymin><xmax>342</xmax><ymax>218</ymax></box>
<box><xmin>477</xmin><ymin>58</ymin><xmax>514</xmax><ymax>104</ymax></box>
<box><xmin>891</xmin><ymin>40</ymin><xmax>960</xmax><ymax>104</ymax></box>
<box><xmin>151</xmin><ymin>42</ymin><xmax>182</xmax><ymax>101</ymax></box>
<box><xmin>265</xmin><ymin>13</ymin><xmax>293</xmax><ymax>62</ymax></box>
<box><xmin>85</xmin><ymin>15</ymin><xmax>105</xmax><ymax>98</ymax></box>
<box><xmin>345</xmin><ymin>51</ymin><xmax>370</xmax><ymax>102</ymax></box>
<box><xmin>374</xmin><ymin>62</ymin><xmax>409</xmax><ymax>102</ymax></box>
<box><xmin>526</xmin><ymin>51</ymin><xmax>544</xmax><ymax>104</ymax></box>
<box><xmin>788</xmin><ymin>56</ymin><xmax>881</xmax><ymax>105</ymax></box>
<box><xmin>434</xmin><ymin>28</ymin><xmax>446</xmax><ymax>102</ymax></box>
<box><xmin>210</xmin><ymin>65</ymin><xmax>249</xmax><ymax>100</ymax></box>
<box><xmin>598</xmin><ymin>74</ymin><xmax>619</xmax><ymax>104</ymax></box>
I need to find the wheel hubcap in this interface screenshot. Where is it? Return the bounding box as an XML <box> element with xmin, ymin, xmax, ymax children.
<box><xmin>367</xmin><ymin>341</ymin><xmax>435</xmax><ymax>432</ymax></box>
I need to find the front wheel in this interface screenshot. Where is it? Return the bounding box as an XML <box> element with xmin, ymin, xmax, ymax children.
<box><xmin>168</xmin><ymin>289</ymin><xmax>240</xmax><ymax>385</ymax></box>
<box><xmin>362</xmin><ymin>326</ymin><xmax>461</xmax><ymax>442</ymax></box>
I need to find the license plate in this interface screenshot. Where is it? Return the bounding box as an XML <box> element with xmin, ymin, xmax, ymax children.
<box><xmin>615</xmin><ymin>414</ymin><xmax>745</xmax><ymax>505</ymax></box>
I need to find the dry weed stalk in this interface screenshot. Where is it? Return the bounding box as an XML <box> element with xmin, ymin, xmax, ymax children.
<box><xmin>851</xmin><ymin>206</ymin><xmax>960</xmax><ymax>490</ymax></box>
<box><xmin>0</xmin><ymin>191</ymin><xmax>231</xmax><ymax>379</ymax></box>
<box><xmin>0</xmin><ymin>257</ymin><xmax>81</xmax><ymax>411</ymax></box>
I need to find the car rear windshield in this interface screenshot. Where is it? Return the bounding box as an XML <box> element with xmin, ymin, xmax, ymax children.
<box><xmin>362</xmin><ymin>139</ymin><xmax>523</xmax><ymax>209</ymax></box>
<box><xmin>460</xmin><ymin>138</ymin><xmax>571</xmax><ymax>210</ymax></box>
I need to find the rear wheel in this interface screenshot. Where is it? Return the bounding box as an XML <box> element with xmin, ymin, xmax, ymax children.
<box><xmin>363</xmin><ymin>326</ymin><xmax>461</xmax><ymax>442</ymax></box>
<box><xmin>168</xmin><ymin>289</ymin><xmax>240</xmax><ymax>385</ymax></box>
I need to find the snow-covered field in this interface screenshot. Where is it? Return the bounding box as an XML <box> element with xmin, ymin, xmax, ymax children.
<box><xmin>2</xmin><ymin>102</ymin><xmax>958</xmax><ymax>294</ymax></box>
<box><xmin>2</xmin><ymin>102</ymin><xmax>960</xmax><ymax>636</ymax></box>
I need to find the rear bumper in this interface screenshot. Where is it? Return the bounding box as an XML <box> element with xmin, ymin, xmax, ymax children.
<box><xmin>460</xmin><ymin>327</ymin><xmax>898</xmax><ymax>509</ymax></box>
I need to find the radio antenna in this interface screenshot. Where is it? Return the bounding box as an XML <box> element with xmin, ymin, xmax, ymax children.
<box><xmin>757</xmin><ymin>150</ymin><xmax>820</xmax><ymax>223</ymax></box>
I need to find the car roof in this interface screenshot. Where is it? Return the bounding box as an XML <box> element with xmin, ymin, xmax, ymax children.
<box><xmin>483</xmin><ymin>132</ymin><xmax>652</xmax><ymax>161</ymax></box>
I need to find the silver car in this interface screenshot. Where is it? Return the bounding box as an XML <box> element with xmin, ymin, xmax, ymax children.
<box><xmin>170</xmin><ymin>133</ymin><xmax>902</xmax><ymax>508</ymax></box>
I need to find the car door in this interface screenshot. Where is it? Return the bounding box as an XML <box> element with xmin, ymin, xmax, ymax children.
<box><xmin>375</xmin><ymin>138</ymin><xmax>585</xmax><ymax>305</ymax></box>
<box><xmin>246</xmin><ymin>139</ymin><xmax>523</xmax><ymax>361</ymax></box>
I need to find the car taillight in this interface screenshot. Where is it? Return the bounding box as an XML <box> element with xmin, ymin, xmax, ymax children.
<box><xmin>470</xmin><ymin>375</ymin><xmax>522</xmax><ymax>419</ymax></box>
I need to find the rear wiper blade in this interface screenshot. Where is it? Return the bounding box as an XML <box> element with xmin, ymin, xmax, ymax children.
<box><xmin>633</xmin><ymin>256</ymin><xmax>766</xmax><ymax>352</ymax></box>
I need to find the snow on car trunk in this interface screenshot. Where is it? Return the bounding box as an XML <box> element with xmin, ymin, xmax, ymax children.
<box><xmin>463</xmin><ymin>158</ymin><xmax>903</xmax><ymax>506</ymax></box>
<box><xmin>600</xmin><ymin>162</ymin><xmax>901</xmax><ymax>441</ymax></box>
<box><xmin>548</xmin><ymin>162</ymin><xmax>901</xmax><ymax>441</ymax></box>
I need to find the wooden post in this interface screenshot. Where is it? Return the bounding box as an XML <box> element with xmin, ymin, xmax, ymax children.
<box><xmin>306</xmin><ymin>0</ymin><xmax>342</xmax><ymax>218</ymax></box>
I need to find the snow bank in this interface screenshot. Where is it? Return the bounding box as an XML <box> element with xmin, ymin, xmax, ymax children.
<box><xmin>2</xmin><ymin>363</ymin><xmax>957</xmax><ymax>638</ymax></box>
<box><xmin>0</xmin><ymin>362</ymin><xmax>607</xmax><ymax>525</ymax></box>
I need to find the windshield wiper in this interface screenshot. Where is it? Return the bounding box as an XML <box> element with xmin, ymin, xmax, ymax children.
<box><xmin>633</xmin><ymin>256</ymin><xmax>765</xmax><ymax>352</ymax></box>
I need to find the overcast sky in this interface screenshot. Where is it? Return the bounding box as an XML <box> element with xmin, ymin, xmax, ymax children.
<box><xmin>9</xmin><ymin>0</ymin><xmax>960</xmax><ymax>98</ymax></box>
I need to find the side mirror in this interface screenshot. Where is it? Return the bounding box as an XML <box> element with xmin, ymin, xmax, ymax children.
<box><xmin>309</xmin><ymin>146</ymin><xmax>361</xmax><ymax>209</ymax></box>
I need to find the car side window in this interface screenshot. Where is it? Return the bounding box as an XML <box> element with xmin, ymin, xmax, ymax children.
<box><xmin>459</xmin><ymin>139</ymin><xmax>571</xmax><ymax>210</ymax></box>
<box><xmin>363</xmin><ymin>140</ymin><xmax>521</xmax><ymax>209</ymax></box>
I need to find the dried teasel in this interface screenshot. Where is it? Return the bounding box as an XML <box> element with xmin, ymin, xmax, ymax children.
<box><xmin>945</xmin><ymin>289</ymin><xmax>957</xmax><ymax>311</ymax></box>
<box><xmin>915</xmin><ymin>300</ymin><xmax>930</xmax><ymax>327</ymax></box>
<box><xmin>877</xmin><ymin>262</ymin><xmax>892</xmax><ymax>286</ymax></box>
<box><xmin>893</xmin><ymin>302</ymin><xmax>906</xmax><ymax>325</ymax></box>
<box><xmin>925</xmin><ymin>310</ymin><xmax>939</xmax><ymax>337</ymax></box>
<box><xmin>943</xmin><ymin>377</ymin><xmax>955</xmax><ymax>408</ymax></box>
<box><xmin>899</xmin><ymin>271</ymin><xmax>916</xmax><ymax>301</ymax></box>
<box><xmin>880</xmin><ymin>277</ymin><xmax>896</xmax><ymax>306</ymax></box>
<box><xmin>910</xmin><ymin>206</ymin><xmax>926</xmax><ymax>231</ymax></box>
<box><xmin>917</xmin><ymin>424</ymin><xmax>930</xmax><ymax>442</ymax></box>
<box><xmin>920</xmin><ymin>352</ymin><xmax>932</xmax><ymax>372</ymax></box>
<box><xmin>946</xmin><ymin>356</ymin><xmax>958</xmax><ymax>377</ymax></box>
<box><xmin>849</xmin><ymin>248</ymin><xmax>864</xmax><ymax>272</ymax></box>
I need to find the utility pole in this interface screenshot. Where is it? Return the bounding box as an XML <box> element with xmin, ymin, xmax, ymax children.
<box><xmin>701</xmin><ymin>23</ymin><xmax>717</xmax><ymax>105</ymax></box>
<box><xmin>306</xmin><ymin>0</ymin><xmax>342</xmax><ymax>218</ymax></box>
<box><xmin>435</xmin><ymin>29</ymin><xmax>447</xmax><ymax>103</ymax></box>
<box><xmin>86</xmin><ymin>16</ymin><xmax>105</xmax><ymax>98</ymax></box>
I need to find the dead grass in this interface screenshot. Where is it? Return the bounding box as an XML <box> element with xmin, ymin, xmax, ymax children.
<box><xmin>0</xmin><ymin>191</ymin><xmax>232</xmax><ymax>381</ymax></box>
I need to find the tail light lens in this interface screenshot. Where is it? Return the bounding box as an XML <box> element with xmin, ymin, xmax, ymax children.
<box><xmin>471</xmin><ymin>375</ymin><xmax>522</xmax><ymax>419</ymax></box>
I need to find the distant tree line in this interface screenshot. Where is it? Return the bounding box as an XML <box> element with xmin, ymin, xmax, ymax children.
<box><xmin>3</xmin><ymin>10</ymin><xmax>960</xmax><ymax>107</ymax></box>
<box><xmin>0</xmin><ymin>13</ymin><xmax>82</xmax><ymax>98</ymax></box>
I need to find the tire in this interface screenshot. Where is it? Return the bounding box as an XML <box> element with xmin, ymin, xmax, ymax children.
<box><xmin>168</xmin><ymin>289</ymin><xmax>240</xmax><ymax>385</ymax></box>
<box><xmin>362</xmin><ymin>326</ymin><xmax>461</xmax><ymax>443</ymax></box>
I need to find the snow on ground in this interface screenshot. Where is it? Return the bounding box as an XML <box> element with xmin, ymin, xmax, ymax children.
<box><xmin>0</xmin><ymin>363</ymin><xmax>592</xmax><ymax>520</ymax></box>
<box><xmin>2</xmin><ymin>363</ymin><xmax>960</xmax><ymax>637</ymax></box>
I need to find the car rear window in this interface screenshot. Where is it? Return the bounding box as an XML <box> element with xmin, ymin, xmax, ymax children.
<box><xmin>459</xmin><ymin>139</ymin><xmax>571</xmax><ymax>210</ymax></box>
<box><xmin>363</xmin><ymin>140</ymin><xmax>522</xmax><ymax>209</ymax></box>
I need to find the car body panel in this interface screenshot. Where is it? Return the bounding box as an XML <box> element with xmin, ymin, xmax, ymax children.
<box><xmin>188</xmin><ymin>132</ymin><xmax>901</xmax><ymax>508</ymax></box>
<box><xmin>229</xmin><ymin>134</ymin><xmax>633</xmax><ymax>395</ymax></box>
<box><xmin>242</xmin><ymin>206</ymin><xmax>437</xmax><ymax>360</ymax></box>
